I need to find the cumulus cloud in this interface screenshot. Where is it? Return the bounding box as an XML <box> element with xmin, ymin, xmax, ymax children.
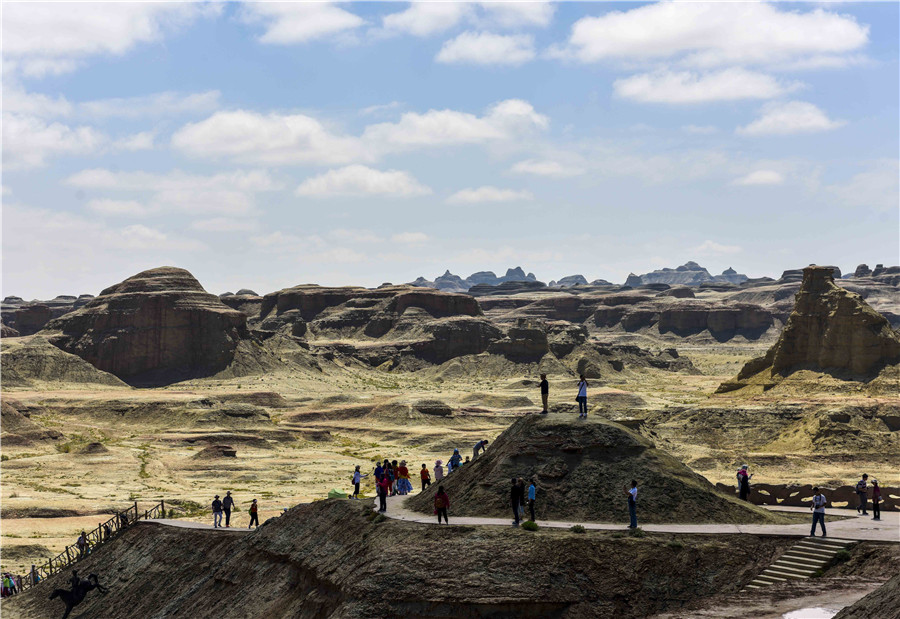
<box><xmin>733</xmin><ymin>170</ymin><xmax>785</xmax><ymax>186</ymax></box>
<box><xmin>556</xmin><ymin>3</ymin><xmax>868</xmax><ymax>68</ymax></box>
<box><xmin>87</xmin><ymin>199</ymin><xmax>149</xmax><ymax>217</ymax></box>
<box><xmin>436</xmin><ymin>32</ymin><xmax>535</xmax><ymax>66</ymax></box>
<box><xmin>613</xmin><ymin>69</ymin><xmax>801</xmax><ymax>104</ymax></box>
<box><xmin>692</xmin><ymin>240</ymin><xmax>742</xmax><ymax>256</ymax></box>
<box><xmin>295</xmin><ymin>165</ymin><xmax>432</xmax><ymax>197</ymax></box>
<box><xmin>446</xmin><ymin>186</ymin><xmax>533</xmax><ymax>204</ymax></box>
<box><xmin>737</xmin><ymin>101</ymin><xmax>845</xmax><ymax>136</ymax></box>
<box><xmin>478</xmin><ymin>2</ymin><xmax>554</xmax><ymax>29</ymax></box>
<box><xmin>509</xmin><ymin>159</ymin><xmax>584</xmax><ymax>178</ymax></box>
<box><xmin>2</xmin><ymin>113</ymin><xmax>106</xmax><ymax>169</ymax></box>
<box><xmin>380</xmin><ymin>3</ymin><xmax>473</xmax><ymax>37</ymax></box>
<box><xmin>241</xmin><ymin>3</ymin><xmax>364</xmax><ymax>44</ymax></box>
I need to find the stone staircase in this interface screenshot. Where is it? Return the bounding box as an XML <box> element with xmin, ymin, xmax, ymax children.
<box><xmin>745</xmin><ymin>537</ymin><xmax>855</xmax><ymax>589</ymax></box>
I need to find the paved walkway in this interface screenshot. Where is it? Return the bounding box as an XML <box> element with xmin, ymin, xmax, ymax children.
<box><xmin>374</xmin><ymin>495</ymin><xmax>900</xmax><ymax>542</ymax></box>
<box><xmin>141</xmin><ymin>519</ymin><xmax>253</xmax><ymax>532</ymax></box>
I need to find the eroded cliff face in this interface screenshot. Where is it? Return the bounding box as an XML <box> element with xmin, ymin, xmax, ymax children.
<box><xmin>718</xmin><ymin>266</ymin><xmax>900</xmax><ymax>394</ymax></box>
<box><xmin>42</xmin><ymin>267</ymin><xmax>247</xmax><ymax>383</ymax></box>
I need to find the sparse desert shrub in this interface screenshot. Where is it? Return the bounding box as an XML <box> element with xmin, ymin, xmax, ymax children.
<box><xmin>570</xmin><ymin>525</ymin><xmax>586</xmax><ymax>534</ymax></box>
<box><xmin>833</xmin><ymin>549</ymin><xmax>851</xmax><ymax>564</ymax></box>
<box><xmin>812</xmin><ymin>568</ymin><xmax>825</xmax><ymax>578</ymax></box>
<box><xmin>611</xmin><ymin>532</ymin><xmax>625</xmax><ymax>539</ymax></box>
<box><xmin>628</xmin><ymin>527</ymin><xmax>645</xmax><ymax>538</ymax></box>
<box><xmin>373</xmin><ymin>513</ymin><xmax>386</xmax><ymax>524</ymax></box>
<box><xmin>57</xmin><ymin>443</ymin><xmax>71</xmax><ymax>454</ymax></box>
<box><xmin>667</xmin><ymin>540</ymin><xmax>684</xmax><ymax>550</ymax></box>
<box><xmin>522</xmin><ymin>520</ymin><xmax>539</xmax><ymax>531</ymax></box>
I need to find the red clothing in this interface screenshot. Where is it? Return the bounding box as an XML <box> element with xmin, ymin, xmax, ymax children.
<box><xmin>398</xmin><ymin>466</ymin><xmax>410</xmax><ymax>480</ymax></box>
<box><xmin>873</xmin><ymin>486</ymin><xmax>882</xmax><ymax>500</ymax></box>
<box><xmin>421</xmin><ymin>468</ymin><xmax>430</xmax><ymax>480</ymax></box>
<box><xmin>434</xmin><ymin>492</ymin><xmax>450</xmax><ymax>509</ymax></box>
<box><xmin>377</xmin><ymin>478</ymin><xmax>390</xmax><ymax>495</ymax></box>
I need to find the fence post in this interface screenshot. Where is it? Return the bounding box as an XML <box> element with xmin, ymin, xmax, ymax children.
<box><xmin>134</xmin><ymin>501</ymin><xmax>139</xmax><ymax>522</ymax></box>
<box><xmin>161</xmin><ymin>500</ymin><xmax>165</xmax><ymax>519</ymax></box>
<box><xmin>65</xmin><ymin>546</ymin><xmax>72</xmax><ymax>564</ymax></box>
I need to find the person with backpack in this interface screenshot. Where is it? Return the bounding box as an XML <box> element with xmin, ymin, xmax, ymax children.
<box><xmin>856</xmin><ymin>474</ymin><xmax>869</xmax><ymax>515</ymax></box>
<box><xmin>576</xmin><ymin>375</ymin><xmax>589</xmax><ymax>418</ymax></box>
<box><xmin>212</xmin><ymin>495</ymin><xmax>223</xmax><ymax>528</ymax></box>
<box><xmin>539</xmin><ymin>374</ymin><xmax>549</xmax><ymax>414</ymax></box>
<box><xmin>527</xmin><ymin>478</ymin><xmax>537</xmax><ymax>522</ymax></box>
<box><xmin>871</xmin><ymin>479</ymin><xmax>881</xmax><ymax>521</ymax></box>
<box><xmin>223</xmin><ymin>491</ymin><xmax>235</xmax><ymax>527</ymax></box>
<box><xmin>248</xmin><ymin>499</ymin><xmax>259</xmax><ymax>528</ymax></box>
<box><xmin>420</xmin><ymin>464</ymin><xmax>431</xmax><ymax>492</ymax></box>
<box><xmin>351</xmin><ymin>465</ymin><xmax>368</xmax><ymax>500</ymax></box>
<box><xmin>810</xmin><ymin>487</ymin><xmax>827</xmax><ymax>537</ymax></box>
<box><xmin>625</xmin><ymin>480</ymin><xmax>638</xmax><ymax>529</ymax></box>
<box><xmin>736</xmin><ymin>465</ymin><xmax>752</xmax><ymax>501</ymax></box>
<box><xmin>374</xmin><ymin>460</ymin><xmax>384</xmax><ymax>483</ymax></box>
<box><xmin>377</xmin><ymin>475</ymin><xmax>390</xmax><ymax>512</ymax></box>
<box><xmin>434</xmin><ymin>486</ymin><xmax>450</xmax><ymax>524</ymax></box>
<box><xmin>510</xmin><ymin>477</ymin><xmax>524</xmax><ymax>526</ymax></box>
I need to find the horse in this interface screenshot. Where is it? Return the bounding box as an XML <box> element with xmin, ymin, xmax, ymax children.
<box><xmin>49</xmin><ymin>573</ymin><xmax>108</xmax><ymax>619</ymax></box>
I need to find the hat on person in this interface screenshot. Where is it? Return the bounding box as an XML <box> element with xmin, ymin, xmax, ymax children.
<box><xmin>215</xmin><ymin>494</ymin><xmax>220</xmax><ymax>498</ymax></box>
<box><xmin>741</xmin><ymin>465</ymin><xmax>748</xmax><ymax>469</ymax></box>
<box><xmin>435</xmin><ymin>459</ymin><xmax>442</xmax><ymax>465</ymax></box>
<box><xmin>400</xmin><ymin>460</ymin><xmax>406</xmax><ymax>466</ymax></box>
<box><xmin>226</xmin><ymin>491</ymin><xmax>231</xmax><ymax>495</ymax></box>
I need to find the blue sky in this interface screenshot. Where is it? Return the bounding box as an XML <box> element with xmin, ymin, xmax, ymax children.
<box><xmin>3</xmin><ymin>1</ymin><xmax>898</xmax><ymax>299</ymax></box>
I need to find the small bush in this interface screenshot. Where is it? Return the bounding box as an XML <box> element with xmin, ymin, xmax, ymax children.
<box><xmin>833</xmin><ymin>549</ymin><xmax>851</xmax><ymax>564</ymax></box>
<box><xmin>570</xmin><ymin>525</ymin><xmax>586</xmax><ymax>534</ymax></box>
<box><xmin>373</xmin><ymin>513</ymin><xmax>386</xmax><ymax>524</ymax></box>
<box><xmin>667</xmin><ymin>540</ymin><xmax>684</xmax><ymax>550</ymax></box>
<box><xmin>812</xmin><ymin>568</ymin><xmax>825</xmax><ymax>578</ymax></box>
<box><xmin>611</xmin><ymin>532</ymin><xmax>625</xmax><ymax>539</ymax></box>
<box><xmin>1</xmin><ymin>455</ymin><xmax>8</xmax><ymax>462</ymax></box>
<box><xmin>628</xmin><ymin>527</ymin><xmax>645</xmax><ymax>538</ymax></box>
<box><xmin>521</xmin><ymin>520</ymin><xmax>539</xmax><ymax>531</ymax></box>
<box><xmin>57</xmin><ymin>443</ymin><xmax>71</xmax><ymax>454</ymax></box>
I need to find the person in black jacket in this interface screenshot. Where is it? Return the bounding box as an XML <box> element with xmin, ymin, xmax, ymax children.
<box><xmin>223</xmin><ymin>491</ymin><xmax>235</xmax><ymax>527</ymax></box>
<box><xmin>212</xmin><ymin>495</ymin><xmax>223</xmax><ymax>528</ymax></box>
<box><xmin>510</xmin><ymin>478</ymin><xmax>524</xmax><ymax>526</ymax></box>
<box><xmin>539</xmin><ymin>374</ymin><xmax>549</xmax><ymax>414</ymax></box>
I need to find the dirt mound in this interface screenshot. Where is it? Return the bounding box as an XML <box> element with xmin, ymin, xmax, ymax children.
<box><xmin>406</xmin><ymin>414</ymin><xmax>784</xmax><ymax>524</ymax></box>
<box><xmin>79</xmin><ymin>442</ymin><xmax>110</xmax><ymax>454</ymax></box>
<box><xmin>834</xmin><ymin>573</ymin><xmax>900</xmax><ymax>619</ymax></box>
<box><xmin>0</xmin><ymin>399</ymin><xmax>62</xmax><ymax>445</ymax></box>
<box><xmin>193</xmin><ymin>444</ymin><xmax>237</xmax><ymax>458</ymax></box>
<box><xmin>0</xmin><ymin>336</ymin><xmax>127</xmax><ymax>389</ymax></box>
<box><xmin>3</xmin><ymin>500</ymin><xmax>794</xmax><ymax>619</ymax></box>
<box><xmin>216</xmin><ymin>391</ymin><xmax>290</xmax><ymax>408</ymax></box>
<box><xmin>718</xmin><ymin>266</ymin><xmax>900</xmax><ymax>394</ymax></box>
<box><xmin>43</xmin><ymin>266</ymin><xmax>247</xmax><ymax>385</ymax></box>
<box><xmin>0</xmin><ymin>544</ymin><xmax>52</xmax><ymax>562</ymax></box>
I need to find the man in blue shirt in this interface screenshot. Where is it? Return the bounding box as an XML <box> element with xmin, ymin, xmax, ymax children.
<box><xmin>527</xmin><ymin>479</ymin><xmax>537</xmax><ymax>522</ymax></box>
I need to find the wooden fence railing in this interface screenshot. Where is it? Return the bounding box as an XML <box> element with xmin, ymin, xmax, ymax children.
<box><xmin>15</xmin><ymin>500</ymin><xmax>165</xmax><ymax>593</ymax></box>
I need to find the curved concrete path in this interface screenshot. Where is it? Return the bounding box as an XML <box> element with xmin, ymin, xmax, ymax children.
<box><xmin>140</xmin><ymin>519</ymin><xmax>253</xmax><ymax>532</ymax></box>
<box><xmin>374</xmin><ymin>495</ymin><xmax>900</xmax><ymax>542</ymax></box>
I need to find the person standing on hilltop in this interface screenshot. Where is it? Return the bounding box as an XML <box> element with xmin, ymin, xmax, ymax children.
<box><xmin>625</xmin><ymin>480</ymin><xmax>638</xmax><ymax>529</ymax></box>
<box><xmin>511</xmin><ymin>477</ymin><xmax>524</xmax><ymax>526</ymax></box>
<box><xmin>737</xmin><ymin>465</ymin><xmax>752</xmax><ymax>501</ymax></box>
<box><xmin>212</xmin><ymin>495</ymin><xmax>223</xmax><ymax>528</ymax></box>
<box><xmin>810</xmin><ymin>487</ymin><xmax>827</xmax><ymax>537</ymax></box>
<box><xmin>576</xmin><ymin>375</ymin><xmax>589</xmax><ymax>418</ymax></box>
<box><xmin>248</xmin><ymin>499</ymin><xmax>259</xmax><ymax>528</ymax></box>
<box><xmin>351</xmin><ymin>465</ymin><xmax>368</xmax><ymax>500</ymax></box>
<box><xmin>434</xmin><ymin>485</ymin><xmax>450</xmax><ymax>524</ymax></box>
<box><xmin>540</xmin><ymin>374</ymin><xmax>549</xmax><ymax>414</ymax></box>
<box><xmin>856</xmin><ymin>474</ymin><xmax>869</xmax><ymax>515</ymax></box>
<box><xmin>434</xmin><ymin>459</ymin><xmax>444</xmax><ymax>481</ymax></box>
<box><xmin>420</xmin><ymin>463</ymin><xmax>431</xmax><ymax>492</ymax></box>
<box><xmin>223</xmin><ymin>491</ymin><xmax>235</xmax><ymax>527</ymax></box>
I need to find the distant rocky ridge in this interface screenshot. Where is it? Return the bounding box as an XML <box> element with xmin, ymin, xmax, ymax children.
<box><xmin>409</xmin><ymin>266</ymin><xmax>539</xmax><ymax>293</ymax></box>
<box><xmin>1</xmin><ymin>294</ymin><xmax>94</xmax><ymax>335</ymax></box>
<box><xmin>625</xmin><ymin>261</ymin><xmax>748</xmax><ymax>287</ymax></box>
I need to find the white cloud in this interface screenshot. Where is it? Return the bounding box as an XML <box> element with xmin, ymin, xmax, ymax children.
<box><xmin>249</xmin><ymin>231</ymin><xmax>366</xmax><ymax>263</ymax></box>
<box><xmin>328</xmin><ymin>229</ymin><xmax>384</xmax><ymax>243</ymax></box>
<box><xmin>509</xmin><ymin>159</ymin><xmax>584</xmax><ymax>178</ymax></box>
<box><xmin>190</xmin><ymin>218</ymin><xmax>260</xmax><ymax>233</ymax></box>
<box><xmin>241</xmin><ymin>3</ymin><xmax>364</xmax><ymax>44</ymax></box>
<box><xmin>3</xmin><ymin>88</ymin><xmax>73</xmax><ymax>117</ymax></box>
<box><xmin>479</xmin><ymin>2</ymin><xmax>554</xmax><ymax>28</ymax></box>
<box><xmin>381</xmin><ymin>3</ymin><xmax>471</xmax><ymax>37</ymax></box>
<box><xmin>558</xmin><ymin>3</ymin><xmax>868</xmax><ymax>68</ymax></box>
<box><xmin>446</xmin><ymin>186</ymin><xmax>533</xmax><ymax>204</ymax></box>
<box><xmin>79</xmin><ymin>91</ymin><xmax>221</xmax><ymax>119</ymax></box>
<box><xmin>359</xmin><ymin>101</ymin><xmax>403</xmax><ymax>117</ymax></box>
<box><xmin>3</xmin><ymin>3</ymin><xmax>217</xmax><ymax>78</ymax></box>
<box><xmin>733</xmin><ymin>170</ymin><xmax>785</xmax><ymax>186</ymax></box>
<box><xmin>692</xmin><ymin>240</ymin><xmax>742</xmax><ymax>256</ymax></box>
<box><xmin>682</xmin><ymin>125</ymin><xmax>718</xmax><ymax>135</ymax></box>
<box><xmin>614</xmin><ymin>69</ymin><xmax>801</xmax><ymax>104</ymax></box>
<box><xmin>87</xmin><ymin>199</ymin><xmax>148</xmax><ymax>217</ymax></box>
<box><xmin>295</xmin><ymin>165</ymin><xmax>432</xmax><ymax>198</ymax></box>
<box><xmin>363</xmin><ymin>99</ymin><xmax>548</xmax><ymax>150</ymax></box>
<box><xmin>826</xmin><ymin>160</ymin><xmax>900</xmax><ymax>212</ymax></box>
<box><xmin>737</xmin><ymin>101</ymin><xmax>845</xmax><ymax>136</ymax></box>
<box><xmin>115</xmin><ymin>131</ymin><xmax>155</xmax><ymax>152</ymax></box>
<box><xmin>171</xmin><ymin>110</ymin><xmax>364</xmax><ymax>165</ymax></box>
<box><xmin>2</xmin><ymin>113</ymin><xmax>106</xmax><ymax>169</ymax></box>
<box><xmin>391</xmin><ymin>232</ymin><xmax>430</xmax><ymax>246</ymax></box>
<box><xmin>436</xmin><ymin>32</ymin><xmax>535</xmax><ymax>66</ymax></box>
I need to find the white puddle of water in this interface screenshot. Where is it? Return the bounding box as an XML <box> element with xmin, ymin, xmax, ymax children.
<box><xmin>782</xmin><ymin>608</ymin><xmax>841</xmax><ymax>619</ymax></box>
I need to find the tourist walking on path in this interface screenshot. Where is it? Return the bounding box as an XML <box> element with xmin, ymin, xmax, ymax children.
<box><xmin>511</xmin><ymin>478</ymin><xmax>525</xmax><ymax>526</ymax></box>
<box><xmin>248</xmin><ymin>499</ymin><xmax>259</xmax><ymax>528</ymax></box>
<box><xmin>351</xmin><ymin>465</ymin><xmax>368</xmax><ymax>499</ymax></box>
<box><xmin>871</xmin><ymin>479</ymin><xmax>881</xmax><ymax>521</ymax></box>
<box><xmin>434</xmin><ymin>460</ymin><xmax>444</xmax><ymax>481</ymax></box>
<box><xmin>76</xmin><ymin>531</ymin><xmax>88</xmax><ymax>557</ymax></box>
<box><xmin>625</xmin><ymin>481</ymin><xmax>638</xmax><ymax>529</ymax></box>
<box><xmin>397</xmin><ymin>461</ymin><xmax>412</xmax><ymax>495</ymax></box>
<box><xmin>434</xmin><ymin>486</ymin><xmax>450</xmax><ymax>524</ymax></box>
<box><xmin>420</xmin><ymin>464</ymin><xmax>431</xmax><ymax>492</ymax></box>
<box><xmin>390</xmin><ymin>460</ymin><xmax>400</xmax><ymax>496</ymax></box>
<box><xmin>540</xmin><ymin>374</ymin><xmax>549</xmax><ymax>414</ymax></box>
<box><xmin>576</xmin><ymin>375</ymin><xmax>589</xmax><ymax>418</ymax></box>
<box><xmin>377</xmin><ymin>475</ymin><xmax>390</xmax><ymax>512</ymax></box>
<box><xmin>527</xmin><ymin>479</ymin><xmax>537</xmax><ymax>522</ymax></box>
<box><xmin>811</xmin><ymin>488</ymin><xmax>827</xmax><ymax>536</ymax></box>
<box><xmin>212</xmin><ymin>495</ymin><xmax>223</xmax><ymax>528</ymax></box>
<box><xmin>737</xmin><ymin>465</ymin><xmax>752</xmax><ymax>501</ymax></box>
<box><xmin>856</xmin><ymin>474</ymin><xmax>869</xmax><ymax>515</ymax></box>
<box><xmin>223</xmin><ymin>491</ymin><xmax>235</xmax><ymax>527</ymax></box>
<box><xmin>473</xmin><ymin>439</ymin><xmax>489</xmax><ymax>459</ymax></box>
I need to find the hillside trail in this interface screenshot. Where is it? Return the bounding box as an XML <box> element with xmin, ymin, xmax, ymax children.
<box><xmin>370</xmin><ymin>495</ymin><xmax>900</xmax><ymax>542</ymax></box>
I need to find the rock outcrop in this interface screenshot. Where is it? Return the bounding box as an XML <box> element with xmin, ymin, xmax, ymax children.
<box><xmin>406</xmin><ymin>414</ymin><xmax>781</xmax><ymax>523</ymax></box>
<box><xmin>1</xmin><ymin>336</ymin><xmax>128</xmax><ymax>388</ymax></box>
<box><xmin>626</xmin><ymin>262</ymin><xmax>749</xmax><ymax>287</ymax></box>
<box><xmin>408</xmin><ymin>266</ymin><xmax>539</xmax><ymax>292</ymax></box>
<box><xmin>718</xmin><ymin>266</ymin><xmax>900</xmax><ymax>393</ymax></box>
<box><xmin>42</xmin><ymin>267</ymin><xmax>247</xmax><ymax>384</ymax></box>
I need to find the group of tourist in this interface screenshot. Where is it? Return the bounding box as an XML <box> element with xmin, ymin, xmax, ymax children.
<box><xmin>537</xmin><ymin>374</ymin><xmax>591</xmax><ymax>417</ymax></box>
<box><xmin>1</xmin><ymin>573</ymin><xmax>22</xmax><ymax>598</ymax></box>
<box><xmin>210</xmin><ymin>491</ymin><xmax>259</xmax><ymax>528</ymax></box>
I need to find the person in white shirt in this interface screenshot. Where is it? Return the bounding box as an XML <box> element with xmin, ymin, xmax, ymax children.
<box><xmin>810</xmin><ymin>487</ymin><xmax>827</xmax><ymax>537</ymax></box>
<box><xmin>576</xmin><ymin>375</ymin><xmax>589</xmax><ymax>418</ymax></box>
<box><xmin>351</xmin><ymin>465</ymin><xmax>368</xmax><ymax>500</ymax></box>
<box><xmin>625</xmin><ymin>480</ymin><xmax>638</xmax><ymax>529</ymax></box>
